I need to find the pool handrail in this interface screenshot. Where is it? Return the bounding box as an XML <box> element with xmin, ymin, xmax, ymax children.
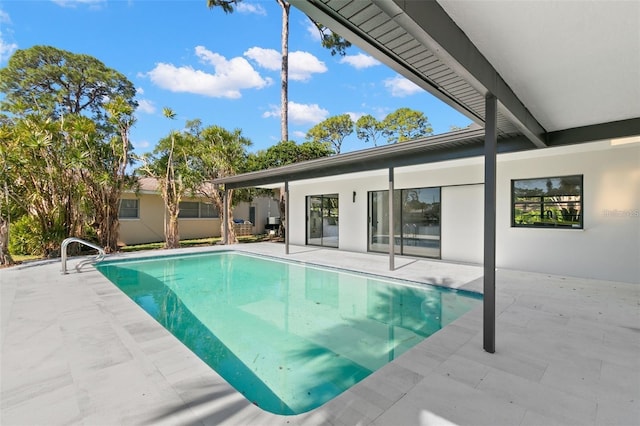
<box><xmin>61</xmin><ymin>237</ymin><xmax>106</xmax><ymax>274</ymax></box>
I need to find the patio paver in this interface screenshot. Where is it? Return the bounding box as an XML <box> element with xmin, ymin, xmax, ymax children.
<box><xmin>1</xmin><ymin>243</ymin><xmax>638</xmax><ymax>425</ymax></box>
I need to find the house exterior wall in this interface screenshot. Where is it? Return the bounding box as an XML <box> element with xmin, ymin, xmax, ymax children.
<box><xmin>288</xmin><ymin>140</ymin><xmax>639</xmax><ymax>283</ymax></box>
<box><xmin>441</xmin><ymin>184</ymin><xmax>484</xmax><ymax>264</ymax></box>
<box><xmin>118</xmin><ymin>193</ymin><xmax>221</xmax><ymax>245</ymax></box>
<box><xmin>249</xmin><ymin>196</ymin><xmax>279</xmax><ymax>233</ymax></box>
<box><xmin>496</xmin><ymin>141</ymin><xmax>639</xmax><ymax>284</ymax></box>
<box><xmin>118</xmin><ymin>193</ymin><xmax>276</xmax><ymax>246</ymax></box>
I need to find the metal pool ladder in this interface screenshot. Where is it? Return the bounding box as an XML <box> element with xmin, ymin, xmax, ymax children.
<box><xmin>61</xmin><ymin>237</ymin><xmax>106</xmax><ymax>274</ymax></box>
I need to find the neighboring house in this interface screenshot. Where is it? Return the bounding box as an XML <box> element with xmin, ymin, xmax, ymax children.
<box><xmin>118</xmin><ymin>177</ymin><xmax>277</xmax><ymax>246</ymax></box>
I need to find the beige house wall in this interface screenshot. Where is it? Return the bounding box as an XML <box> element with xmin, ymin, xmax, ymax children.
<box><xmin>118</xmin><ymin>193</ymin><xmax>221</xmax><ymax>246</ymax></box>
<box><xmin>118</xmin><ymin>192</ymin><xmax>277</xmax><ymax>246</ymax></box>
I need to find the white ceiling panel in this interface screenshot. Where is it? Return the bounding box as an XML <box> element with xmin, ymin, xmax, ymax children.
<box><xmin>438</xmin><ymin>0</ymin><xmax>640</xmax><ymax>131</ymax></box>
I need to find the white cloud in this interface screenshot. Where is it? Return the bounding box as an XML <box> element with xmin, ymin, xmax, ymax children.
<box><xmin>244</xmin><ymin>47</ymin><xmax>327</xmax><ymax>82</ymax></box>
<box><xmin>292</xmin><ymin>130</ymin><xmax>306</xmax><ymax>139</ymax></box>
<box><xmin>289</xmin><ymin>51</ymin><xmax>327</xmax><ymax>81</ymax></box>
<box><xmin>0</xmin><ymin>33</ymin><xmax>17</xmax><ymax>63</ymax></box>
<box><xmin>340</xmin><ymin>53</ymin><xmax>380</xmax><ymax>69</ymax></box>
<box><xmin>383</xmin><ymin>75</ymin><xmax>422</xmax><ymax>97</ymax></box>
<box><xmin>51</xmin><ymin>0</ymin><xmax>105</xmax><ymax>8</ymax></box>
<box><xmin>244</xmin><ymin>47</ymin><xmax>280</xmax><ymax>71</ymax></box>
<box><xmin>136</xmin><ymin>87</ymin><xmax>144</xmax><ymax>95</ymax></box>
<box><xmin>147</xmin><ymin>46</ymin><xmax>272</xmax><ymax>99</ymax></box>
<box><xmin>0</xmin><ymin>12</ymin><xmax>17</xmax><ymax>63</ymax></box>
<box><xmin>305</xmin><ymin>19</ymin><xmax>322</xmax><ymax>42</ymax></box>
<box><xmin>136</xmin><ymin>99</ymin><xmax>155</xmax><ymax>114</ymax></box>
<box><xmin>262</xmin><ymin>105</ymin><xmax>280</xmax><ymax>119</ymax></box>
<box><xmin>262</xmin><ymin>101</ymin><xmax>329</xmax><ymax>125</ymax></box>
<box><xmin>345</xmin><ymin>111</ymin><xmax>365</xmax><ymax>122</ymax></box>
<box><xmin>236</xmin><ymin>2</ymin><xmax>267</xmax><ymax>15</ymax></box>
<box><xmin>133</xmin><ymin>139</ymin><xmax>150</xmax><ymax>149</ymax></box>
<box><xmin>289</xmin><ymin>102</ymin><xmax>329</xmax><ymax>124</ymax></box>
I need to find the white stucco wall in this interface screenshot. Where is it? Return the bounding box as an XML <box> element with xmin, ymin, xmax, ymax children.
<box><xmin>288</xmin><ymin>140</ymin><xmax>639</xmax><ymax>283</ymax></box>
<box><xmin>441</xmin><ymin>184</ymin><xmax>484</xmax><ymax>264</ymax></box>
<box><xmin>289</xmin><ymin>174</ymin><xmax>387</xmax><ymax>251</ymax></box>
<box><xmin>496</xmin><ymin>141</ymin><xmax>639</xmax><ymax>283</ymax></box>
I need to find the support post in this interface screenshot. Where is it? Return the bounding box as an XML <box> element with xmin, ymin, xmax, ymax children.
<box><xmin>223</xmin><ymin>190</ymin><xmax>229</xmax><ymax>245</ymax></box>
<box><xmin>285</xmin><ymin>181</ymin><xmax>290</xmax><ymax>255</ymax></box>
<box><xmin>388</xmin><ymin>167</ymin><xmax>395</xmax><ymax>271</ymax></box>
<box><xmin>484</xmin><ymin>94</ymin><xmax>497</xmax><ymax>354</ymax></box>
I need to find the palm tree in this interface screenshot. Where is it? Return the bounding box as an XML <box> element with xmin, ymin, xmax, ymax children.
<box><xmin>191</xmin><ymin>123</ymin><xmax>252</xmax><ymax>244</ymax></box>
<box><xmin>137</xmin><ymin>108</ymin><xmax>196</xmax><ymax>249</ymax></box>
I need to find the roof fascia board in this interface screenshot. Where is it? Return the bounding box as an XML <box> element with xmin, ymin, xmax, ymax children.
<box><xmin>547</xmin><ymin>117</ymin><xmax>640</xmax><ymax>147</ymax></box>
<box><xmin>216</xmin><ymin>118</ymin><xmax>640</xmax><ymax>190</ymax></box>
<box><xmin>217</xmin><ymin>128</ymin><xmax>486</xmax><ymax>185</ymax></box>
<box><xmin>219</xmin><ymin>135</ymin><xmax>534</xmax><ymax>190</ymax></box>
<box><xmin>377</xmin><ymin>0</ymin><xmax>547</xmax><ymax>148</ymax></box>
<box><xmin>290</xmin><ymin>0</ymin><xmax>485</xmax><ymax>124</ymax></box>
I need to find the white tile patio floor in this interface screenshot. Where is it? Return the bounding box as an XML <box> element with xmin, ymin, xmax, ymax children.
<box><xmin>1</xmin><ymin>242</ymin><xmax>638</xmax><ymax>425</ymax></box>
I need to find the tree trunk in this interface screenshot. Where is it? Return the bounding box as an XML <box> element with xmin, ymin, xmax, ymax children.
<box><xmin>165</xmin><ymin>209</ymin><xmax>180</xmax><ymax>249</ymax></box>
<box><xmin>278</xmin><ymin>192</ymin><xmax>286</xmax><ymax>238</ymax></box>
<box><xmin>0</xmin><ymin>217</ymin><xmax>14</xmax><ymax>266</ymax></box>
<box><xmin>225</xmin><ymin>211</ymin><xmax>238</xmax><ymax>244</ymax></box>
<box><xmin>101</xmin><ymin>207</ymin><xmax>120</xmax><ymax>253</ymax></box>
<box><xmin>95</xmin><ymin>192</ymin><xmax>121</xmax><ymax>254</ymax></box>
<box><xmin>219</xmin><ymin>189</ymin><xmax>238</xmax><ymax>244</ymax></box>
<box><xmin>278</xmin><ymin>0</ymin><xmax>290</xmax><ymax>142</ymax></box>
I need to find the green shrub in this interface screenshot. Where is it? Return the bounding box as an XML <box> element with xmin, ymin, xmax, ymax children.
<box><xmin>8</xmin><ymin>215</ymin><xmax>45</xmax><ymax>256</ymax></box>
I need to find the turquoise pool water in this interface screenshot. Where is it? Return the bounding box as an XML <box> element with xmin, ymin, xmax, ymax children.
<box><xmin>96</xmin><ymin>251</ymin><xmax>481</xmax><ymax>415</ymax></box>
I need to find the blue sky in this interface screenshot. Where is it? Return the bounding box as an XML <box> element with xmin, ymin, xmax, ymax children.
<box><xmin>0</xmin><ymin>0</ymin><xmax>472</xmax><ymax>155</ymax></box>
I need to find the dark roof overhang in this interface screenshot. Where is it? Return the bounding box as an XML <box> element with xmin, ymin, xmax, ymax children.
<box><xmin>291</xmin><ymin>0</ymin><xmax>547</xmax><ymax>148</ymax></box>
<box><xmin>213</xmin><ymin>118</ymin><xmax>640</xmax><ymax>190</ymax></box>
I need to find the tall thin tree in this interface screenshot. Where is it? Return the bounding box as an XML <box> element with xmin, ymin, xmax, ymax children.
<box><xmin>207</xmin><ymin>1</ymin><xmax>350</xmax><ymax>143</ymax></box>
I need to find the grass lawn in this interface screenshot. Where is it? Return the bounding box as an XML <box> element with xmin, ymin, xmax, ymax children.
<box><xmin>4</xmin><ymin>234</ymin><xmax>276</xmax><ymax>267</ymax></box>
<box><xmin>120</xmin><ymin>234</ymin><xmax>272</xmax><ymax>252</ymax></box>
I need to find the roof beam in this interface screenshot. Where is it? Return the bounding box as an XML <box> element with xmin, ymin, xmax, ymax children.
<box><xmin>376</xmin><ymin>0</ymin><xmax>547</xmax><ymax>147</ymax></box>
<box><xmin>215</xmin><ymin>116</ymin><xmax>639</xmax><ymax>190</ymax></box>
<box><xmin>547</xmin><ymin>117</ymin><xmax>640</xmax><ymax>147</ymax></box>
<box><xmin>215</xmin><ymin>132</ymin><xmax>533</xmax><ymax>189</ymax></box>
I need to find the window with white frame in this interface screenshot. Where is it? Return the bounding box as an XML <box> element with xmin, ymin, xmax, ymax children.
<box><xmin>118</xmin><ymin>199</ymin><xmax>139</xmax><ymax>219</ymax></box>
<box><xmin>200</xmin><ymin>203</ymin><xmax>217</xmax><ymax>218</ymax></box>
<box><xmin>178</xmin><ymin>201</ymin><xmax>218</xmax><ymax>218</ymax></box>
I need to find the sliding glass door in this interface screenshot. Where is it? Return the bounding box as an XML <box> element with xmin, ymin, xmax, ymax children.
<box><xmin>306</xmin><ymin>194</ymin><xmax>339</xmax><ymax>248</ymax></box>
<box><xmin>368</xmin><ymin>187</ymin><xmax>441</xmax><ymax>258</ymax></box>
<box><xmin>368</xmin><ymin>190</ymin><xmax>401</xmax><ymax>253</ymax></box>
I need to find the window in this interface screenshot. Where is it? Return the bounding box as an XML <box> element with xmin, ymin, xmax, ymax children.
<box><xmin>118</xmin><ymin>199</ymin><xmax>139</xmax><ymax>219</ymax></box>
<box><xmin>178</xmin><ymin>201</ymin><xmax>218</xmax><ymax>218</ymax></box>
<box><xmin>178</xmin><ymin>201</ymin><xmax>199</xmax><ymax>218</ymax></box>
<box><xmin>201</xmin><ymin>203</ymin><xmax>218</xmax><ymax>218</ymax></box>
<box><xmin>512</xmin><ymin>175</ymin><xmax>583</xmax><ymax>228</ymax></box>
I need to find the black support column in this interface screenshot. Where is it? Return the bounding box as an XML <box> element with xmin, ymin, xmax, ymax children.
<box><xmin>223</xmin><ymin>190</ymin><xmax>229</xmax><ymax>245</ymax></box>
<box><xmin>388</xmin><ymin>167</ymin><xmax>395</xmax><ymax>271</ymax></box>
<box><xmin>484</xmin><ymin>94</ymin><xmax>497</xmax><ymax>354</ymax></box>
<box><xmin>285</xmin><ymin>181</ymin><xmax>290</xmax><ymax>255</ymax></box>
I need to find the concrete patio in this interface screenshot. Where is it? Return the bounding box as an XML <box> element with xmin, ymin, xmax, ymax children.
<box><xmin>1</xmin><ymin>242</ymin><xmax>638</xmax><ymax>425</ymax></box>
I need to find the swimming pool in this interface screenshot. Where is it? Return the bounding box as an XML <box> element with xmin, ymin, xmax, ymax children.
<box><xmin>96</xmin><ymin>251</ymin><xmax>481</xmax><ymax>415</ymax></box>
